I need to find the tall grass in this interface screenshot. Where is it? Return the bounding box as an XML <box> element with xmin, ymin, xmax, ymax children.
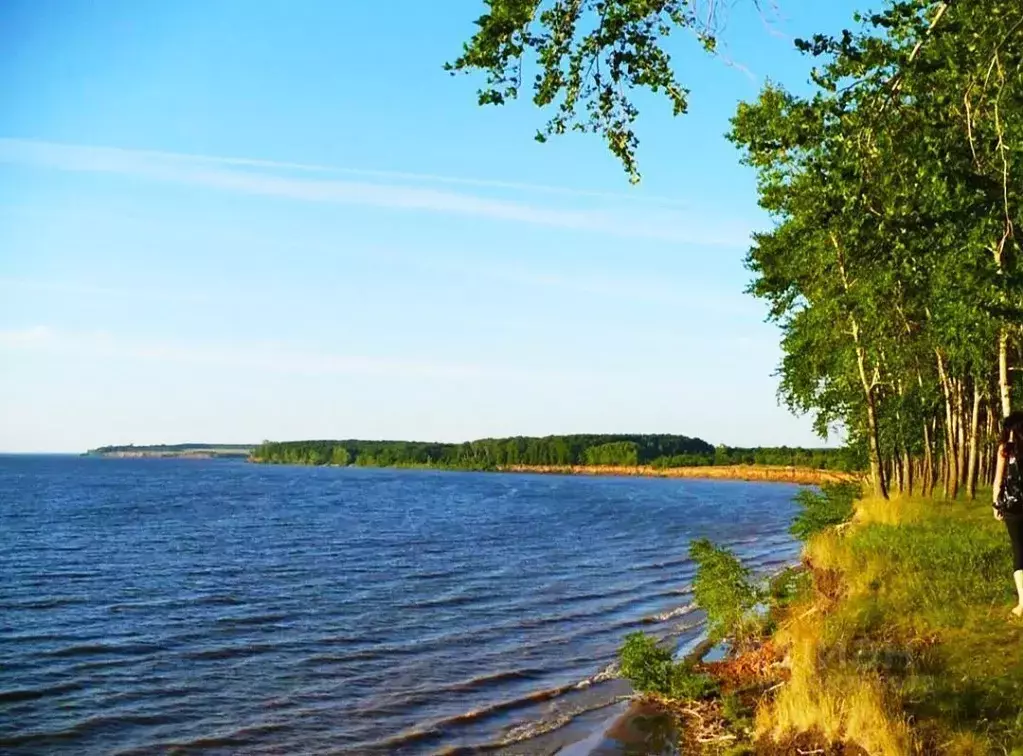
<box><xmin>759</xmin><ymin>492</ymin><xmax>1023</xmax><ymax>752</ymax></box>
<box><xmin>616</xmin><ymin>488</ymin><xmax>1023</xmax><ymax>751</ymax></box>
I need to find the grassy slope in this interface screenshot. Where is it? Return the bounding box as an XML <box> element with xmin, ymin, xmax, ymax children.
<box><xmin>758</xmin><ymin>492</ymin><xmax>1023</xmax><ymax>755</ymax></box>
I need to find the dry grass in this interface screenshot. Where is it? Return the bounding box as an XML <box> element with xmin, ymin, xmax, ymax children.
<box><xmin>757</xmin><ymin>609</ymin><xmax>913</xmax><ymax>755</ymax></box>
<box><xmin>753</xmin><ymin>489</ymin><xmax>1023</xmax><ymax>754</ymax></box>
<box><xmin>609</xmin><ymin>489</ymin><xmax>1019</xmax><ymax>753</ymax></box>
<box><xmin>939</xmin><ymin>731</ymin><xmax>992</xmax><ymax>756</ymax></box>
<box><xmin>853</xmin><ymin>494</ymin><xmax>927</xmax><ymax>526</ymax></box>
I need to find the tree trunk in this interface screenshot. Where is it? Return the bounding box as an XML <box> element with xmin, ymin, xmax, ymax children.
<box><xmin>852</xmin><ymin>325</ymin><xmax>887</xmax><ymax>499</ymax></box>
<box><xmin>862</xmin><ymin>371</ymin><xmax>887</xmax><ymax>499</ymax></box>
<box><xmin>999</xmin><ymin>327</ymin><xmax>1012</xmax><ymax>419</ymax></box>
<box><xmin>987</xmin><ymin>404</ymin><xmax>998</xmax><ymax>484</ymax></box>
<box><xmin>966</xmin><ymin>386</ymin><xmax>982</xmax><ymax>500</ymax></box>
<box><xmin>832</xmin><ymin>234</ymin><xmax>887</xmax><ymax>499</ymax></box>
<box><xmin>940</xmin><ymin>452</ymin><xmax>949</xmax><ymax>499</ymax></box>
<box><xmin>979</xmin><ymin>402</ymin><xmax>988</xmax><ymax>485</ymax></box>
<box><xmin>922</xmin><ymin>419</ymin><xmax>934</xmax><ymax>498</ymax></box>
<box><xmin>955</xmin><ymin>380</ymin><xmax>968</xmax><ymax>489</ymax></box>
<box><xmin>936</xmin><ymin>353</ymin><xmax>959</xmax><ymax>499</ymax></box>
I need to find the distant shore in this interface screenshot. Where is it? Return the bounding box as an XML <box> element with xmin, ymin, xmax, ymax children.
<box><xmin>85</xmin><ymin>444</ymin><xmax>860</xmax><ymax>485</ymax></box>
<box><xmin>86</xmin><ymin>445</ymin><xmax>252</xmax><ymax>460</ymax></box>
<box><xmin>92</xmin><ymin>450</ymin><xmax>251</xmax><ymax>459</ymax></box>
<box><xmin>497</xmin><ymin>464</ymin><xmax>858</xmax><ymax>486</ymax></box>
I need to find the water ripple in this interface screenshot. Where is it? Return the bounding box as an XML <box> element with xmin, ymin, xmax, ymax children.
<box><xmin>0</xmin><ymin>456</ymin><xmax>800</xmax><ymax>754</ymax></box>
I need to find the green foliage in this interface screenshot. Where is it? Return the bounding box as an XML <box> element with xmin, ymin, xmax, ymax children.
<box><xmin>329</xmin><ymin>446</ymin><xmax>350</xmax><ymax>466</ymax></box>
<box><xmin>253</xmin><ymin>434</ymin><xmax>712</xmax><ymax>469</ymax></box>
<box><xmin>656</xmin><ymin>446</ymin><xmax>861</xmax><ymax>470</ymax></box>
<box><xmin>689</xmin><ymin>538</ymin><xmax>763</xmax><ymax>647</ymax></box>
<box><xmin>447</xmin><ymin>0</ymin><xmax>730</xmax><ymax>181</ymax></box>
<box><xmin>790</xmin><ymin>482</ymin><xmax>859</xmax><ymax>541</ymax></box>
<box><xmin>669</xmin><ymin>661</ymin><xmax>719</xmax><ymax>700</ymax></box>
<box><xmin>584</xmin><ymin>441</ymin><xmax>638</xmax><ymax>466</ymax></box>
<box><xmin>767</xmin><ymin>565</ymin><xmax>811</xmax><ymax>608</ymax></box>
<box><xmin>619</xmin><ymin>632</ymin><xmax>674</xmax><ymax>693</ymax></box>
<box><xmin>253</xmin><ymin>436</ymin><xmax>860</xmax><ymax>472</ymax></box>
<box><xmin>618</xmin><ymin>631</ymin><xmax>718</xmax><ymax>700</ymax></box>
<box><xmin>727</xmin><ymin>3</ymin><xmax>1023</xmax><ymax>499</ymax></box>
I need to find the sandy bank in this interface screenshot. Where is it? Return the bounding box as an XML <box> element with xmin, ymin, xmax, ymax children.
<box><xmin>498</xmin><ymin>464</ymin><xmax>858</xmax><ymax>486</ymax></box>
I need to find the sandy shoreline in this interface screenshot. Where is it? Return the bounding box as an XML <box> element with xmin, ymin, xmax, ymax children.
<box><xmin>90</xmin><ymin>454</ymin><xmax>858</xmax><ymax>486</ymax></box>
<box><xmin>498</xmin><ymin>463</ymin><xmax>859</xmax><ymax>486</ymax></box>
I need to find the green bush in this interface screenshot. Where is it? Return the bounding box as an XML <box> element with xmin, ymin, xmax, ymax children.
<box><xmin>790</xmin><ymin>481</ymin><xmax>859</xmax><ymax>540</ymax></box>
<box><xmin>690</xmin><ymin>538</ymin><xmax>763</xmax><ymax>647</ymax></box>
<box><xmin>767</xmin><ymin>565</ymin><xmax>811</xmax><ymax>607</ymax></box>
<box><xmin>618</xmin><ymin>632</ymin><xmax>718</xmax><ymax>700</ymax></box>
<box><xmin>669</xmin><ymin>661</ymin><xmax>719</xmax><ymax>699</ymax></box>
<box><xmin>584</xmin><ymin>441</ymin><xmax>639</xmax><ymax>466</ymax></box>
<box><xmin>619</xmin><ymin>632</ymin><xmax>674</xmax><ymax>693</ymax></box>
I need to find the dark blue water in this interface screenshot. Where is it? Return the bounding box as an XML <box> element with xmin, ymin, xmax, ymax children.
<box><xmin>0</xmin><ymin>456</ymin><xmax>801</xmax><ymax>754</ymax></box>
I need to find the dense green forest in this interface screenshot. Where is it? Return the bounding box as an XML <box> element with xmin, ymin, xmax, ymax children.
<box><xmin>450</xmin><ymin>0</ymin><xmax>1023</xmax><ymax>501</ymax></box>
<box><xmin>250</xmin><ymin>435</ymin><xmax>860</xmax><ymax>471</ymax></box>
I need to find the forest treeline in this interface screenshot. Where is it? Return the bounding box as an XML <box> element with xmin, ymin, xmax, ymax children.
<box><xmin>727</xmin><ymin>2</ymin><xmax>1023</xmax><ymax>500</ymax></box>
<box><xmin>250</xmin><ymin>435</ymin><xmax>861</xmax><ymax>471</ymax></box>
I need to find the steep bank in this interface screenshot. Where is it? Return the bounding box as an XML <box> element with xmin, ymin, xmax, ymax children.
<box><xmin>499</xmin><ymin>464</ymin><xmax>858</xmax><ymax>486</ymax></box>
<box><xmin>750</xmin><ymin>492</ymin><xmax>1023</xmax><ymax>753</ymax></box>
<box><xmin>643</xmin><ymin>491</ymin><xmax>1023</xmax><ymax>754</ymax></box>
<box><xmin>569</xmin><ymin>488</ymin><xmax>1023</xmax><ymax>754</ymax></box>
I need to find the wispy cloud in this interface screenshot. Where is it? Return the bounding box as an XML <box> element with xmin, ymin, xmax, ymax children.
<box><xmin>0</xmin><ymin>138</ymin><xmax>750</xmax><ymax>247</ymax></box>
<box><xmin>0</xmin><ymin>137</ymin><xmax>691</xmax><ymax>205</ymax></box>
<box><xmin>0</xmin><ymin>325</ymin><xmax>581</xmax><ymax>383</ymax></box>
<box><xmin>0</xmin><ymin>277</ymin><xmax>212</xmax><ymax>304</ymax></box>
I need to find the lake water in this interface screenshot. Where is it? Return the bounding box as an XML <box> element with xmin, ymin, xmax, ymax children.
<box><xmin>0</xmin><ymin>456</ymin><xmax>802</xmax><ymax>754</ymax></box>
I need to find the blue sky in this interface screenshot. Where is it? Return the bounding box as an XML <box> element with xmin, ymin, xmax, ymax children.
<box><xmin>0</xmin><ymin>0</ymin><xmax>860</xmax><ymax>453</ymax></box>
